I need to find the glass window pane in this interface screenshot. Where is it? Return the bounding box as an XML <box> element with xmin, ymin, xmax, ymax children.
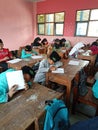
<box><xmin>76</xmin><ymin>22</ymin><xmax>88</xmax><ymax>36</ymax></box>
<box><xmin>88</xmin><ymin>21</ymin><xmax>98</xmax><ymax>37</ymax></box>
<box><xmin>90</xmin><ymin>9</ymin><xmax>98</xmax><ymax>20</ymax></box>
<box><xmin>55</xmin><ymin>23</ymin><xmax>64</xmax><ymax>35</ymax></box>
<box><xmin>76</xmin><ymin>10</ymin><xmax>90</xmax><ymax>21</ymax></box>
<box><xmin>55</xmin><ymin>12</ymin><xmax>65</xmax><ymax>22</ymax></box>
<box><xmin>45</xmin><ymin>23</ymin><xmax>54</xmax><ymax>35</ymax></box>
<box><xmin>37</xmin><ymin>15</ymin><xmax>45</xmax><ymax>23</ymax></box>
<box><xmin>46</xmin><ymin>14</ymin><xmax>54</xmax><ymax>22</ymax></box>
<box><xmin>38</xmin><ymin>24</ymin><xmax>44</xmax><ymax>35</ymax></box>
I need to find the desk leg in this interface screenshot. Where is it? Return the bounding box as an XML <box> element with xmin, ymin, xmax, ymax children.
<box><xmin>34</xmin><ymin>118</ymin><xmax>39</xmax><ymax>130</ymax></box>
<box><xmin>65</xmin><ymin>81</ymin><xmax>72</xmax><ymax>108</ymax></box>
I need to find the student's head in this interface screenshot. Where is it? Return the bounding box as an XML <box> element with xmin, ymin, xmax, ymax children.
<box><xmin>25</xmin><ymin>45</ymin><xmax>32</xmax><ymax>53</ymax></box>
<box><xmin>54</xmin><ymin>39</ymin><xmax>60</xmax><ymax>44</ymax></box>
<box><xmin>96</xmin><ymin>39</ymin><xmax>98</xmax><ymax>43</ymax></box>
<box><xmin>54</xmin><ymin>39</ymin><xmax>60</xmax><ymax>49</ymax></box>
<box><xmin>41</xmin><ymin>38</ymin><xmax>48</xmax><ymax>45</ymax></box>
<box><xmin>22</xmin><ymin>66</ymin><xmax>35</xmax><ymax>82</ymax></box>
<box><xmin>60</xmin><ymin>38</ymin><xmax>66</xmax><ymax>47</ymax></box>
<box><xmin>48</xmin><ymin>51</ymin><xmax>61</xmax><ymax>65</ymax></box>
<box><xmin>0</xmin><ymin>39</ymin><xmax>4</xmax><ymax>50</ymax></box>
<box><xmin>34</xmin><ymin>37</ymin><xmax>41</xmax><ymax>43</ymax></box>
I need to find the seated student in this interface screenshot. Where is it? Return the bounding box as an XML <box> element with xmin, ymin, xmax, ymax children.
<box><xmin>41</xmin><ymin>38</ymin><xmax>48</xmax><ymax>47</ymax></box>
<box><xmin>60</xmin><ymin>38</ymin><xmax>66</xmax><ymax>48</ymax></box>
<box><xmin>53</xmin><ymin>38</ymin><xmax>61</xmax><ymax>51</ymax></box>
<box><xmin>91</xmin><ymin>39</ymin><xmax>98</xmax><ymax>47</ymax></box>
<box><xmin>0</xmin><ymin>39</ymin><xmax>12</xmax><ymax>71</ymax></box>
<box><xmin>0</xmin><ymin>66</ymin><xmax>35</xmax><ymax>103</ymax></box>
<box><xmin>34</xmin><ymin>51</ymin><xmax>63</xmax><ymax>85</ymax></box>
<box><xmin>21</xmin><ymin>45</ymin><xmax>38</xmax><ymax>59</ymax></box>
<box><xmin>69</xmin><ymin>42</ymin><xmax>85</xmax><ymax>58</ymax></box>
<box><xmin>31</xmin><ymin>37</ymin><xmax>42</xmax><ymax>47</ymax></box>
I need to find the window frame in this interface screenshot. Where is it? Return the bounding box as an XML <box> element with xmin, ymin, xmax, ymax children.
<box><xmin>37</xmin><ymin>11</ymin><xmax>65</xmax><ymax>36</ymax></box>
<box><xmin>75</xmin><ymin>8</ymin><xmax>98</xmax><ymax>37</ymax></box>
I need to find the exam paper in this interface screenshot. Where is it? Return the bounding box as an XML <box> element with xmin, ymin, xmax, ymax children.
<box><xmin>31</xmin><ymin>55</ymin><xmax>43</xmax><ymax>59</ymax></box>
<box><xmin>52</xmin><ymin>68</ymin><xmax>64</xmax><ymax>73</ymax></box>
<box><xmin>68</xmin><ymin>60</ymin><xmax>79</xmax><ymax>65</ymax></box>
<box><xmin>7</xmin><ymin>58</ymin><xmax>22</xmax><ymax>64</ymax></box>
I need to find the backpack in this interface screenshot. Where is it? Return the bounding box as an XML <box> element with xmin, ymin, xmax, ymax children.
<box><xmin>78</xmin><ymin>69</ymin><xmax>88</xmax><ymax>96</ymax></box>
<box><xmin>44</xmin><ymin>98</ymin><xmax>70</xmax><ymax>130</ymax></box>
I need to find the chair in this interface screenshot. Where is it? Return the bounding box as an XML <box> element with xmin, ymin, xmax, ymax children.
<box><xmin>72</xmin><ymin>86</ymin><xmax>98</xmax><ymax>116</ymax></box>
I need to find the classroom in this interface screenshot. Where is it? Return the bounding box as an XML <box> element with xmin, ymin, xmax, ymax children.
<box><xmin>0</xmin><ymin>0</ymin><xmax>98</xmax><ymax>129</ymax></box>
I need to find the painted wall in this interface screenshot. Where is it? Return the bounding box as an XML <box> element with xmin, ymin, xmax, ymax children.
<box><xmin>0</xmin><ymin>0</ymin><xmax>35</xmax><ymax>50</ymax></box>
<box><xmin>36</xmin><ymin>0</ymin><xmax>98</xmax><ymax>46</ymax></box>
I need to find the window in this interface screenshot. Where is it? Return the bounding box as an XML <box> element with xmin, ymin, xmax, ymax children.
<box><xmin>75</xmin><ymin>9</ymin><xmax>98</xmax><ymax>37</ymax></box>
<box><xmin>37</xmin><ymin>12</ymin><xmax>65</xmax><ymax>36</ymax></box>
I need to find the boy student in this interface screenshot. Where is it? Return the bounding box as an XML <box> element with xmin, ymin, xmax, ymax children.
<box><xmin>0</xmin><ymin>66</ymin><xmax>35</xmax><ymax>103</ymax></box>
<box><xmin>21</xmin><ymin>45</ymin><xmax>38</xmax><ymax>59</ymax></box>
<box><xmin>34</xmin><ymin>51</ymin><xmax>63</xmax><ymax>85</ymax></box>
<box><xmin>0</xmin><ymin>39</ymin><xmax>12</xmax><ymax>71</ymax></box>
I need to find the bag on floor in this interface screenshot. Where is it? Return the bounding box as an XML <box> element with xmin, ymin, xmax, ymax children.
<box><xmin>44</xmin><ymin>98</ymin><xmax>70</xmax><ymax>130</ymax></box>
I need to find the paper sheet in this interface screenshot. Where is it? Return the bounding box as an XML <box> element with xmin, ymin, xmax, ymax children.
<box><xmin>68</xmin><ymin>60</ymin><xmax>79</xmax><ymax>66</ymax></box>
<box><xmin>6</xmin><ymin>70</ymin><xmax>25</xmax><ymax>90</ymax></box>
<box><xmin>31</xmin><ymin>55</ymin><xmax>43</xmax><ymax>59</ymax></box>
<box><xmin>52</xmin><ymin>68</ymin><xmax>64</xmax><ymax>73</ymax></box>
<box><xmin>7</xmin><ymin>58</ymin><xmax>22</xmax><ymax>64</ymax></box>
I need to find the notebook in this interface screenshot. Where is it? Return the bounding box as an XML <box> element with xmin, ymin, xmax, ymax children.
<box><xmin>52</xmin><ymin>68</ymin><xmax>64</xmax><ymax>73</ymax></box>
<box><xmin>31</xmin><ymin>55</ymin><xmax>43</xmax><ymax>59</ymax></box>
<box><xmin>7</xmin><ymin>58</ymin><xmax>22</xmax><ymax>64</ymax></box>
<box><xmin>6</xmin><ymin>70</ymin><xmax>25</xmax><ymax>90</ymax></box>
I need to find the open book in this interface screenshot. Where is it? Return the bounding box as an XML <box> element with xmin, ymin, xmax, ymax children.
<box><xmin>52</xmin><ymin>68</ymin><xmax>64</xmax><ymax>74</ymax></box>
<box><xmin>6</xmin><ymin>70</ymin><xmax>25</xmax><ymax>90</ymax></box>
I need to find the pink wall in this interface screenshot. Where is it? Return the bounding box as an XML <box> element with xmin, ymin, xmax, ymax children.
<box><xmin>0</xmin><ymin>0</ymin><xmax>35</xmax><ymax>50</ymax></box>
<box><xmin>36</xmin><ymin>0</ymin><xmax>98</xmax><ymax>46</ymax></box>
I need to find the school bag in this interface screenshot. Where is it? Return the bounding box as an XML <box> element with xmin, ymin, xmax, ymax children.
<box><xmin>78</xmin><ymin>69</ymin><xmax>88</xmax><ymax>96</ymax></box>
<box><xmin>44</xmin><ymin>98</ymin><xmax>70</xmax><ymax>130</ymax></box>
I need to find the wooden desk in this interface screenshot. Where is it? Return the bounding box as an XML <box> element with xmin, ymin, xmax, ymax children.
<box><xmin>77</xmin><ymin>53</ymin><xmax>96</xmax><ymax>66</ymax></box>
<box><xmin>46</xmin><ymin>59</ymin><xmax>89</xmax><ymax>107</ymax></box>
<box><xmin>0</xmin><ymin>83</ymin><xmax>63</xmax><ymax>130</ymax></box>
<box><xmin>8</xmin><ymin>57</ymin><xmax>43</xmax><ymax>70</ymax></box>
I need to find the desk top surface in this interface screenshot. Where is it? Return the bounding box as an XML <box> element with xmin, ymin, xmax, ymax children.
<box><xmin>47</xmin><ymin>58</ymin><xmax>89</xmax><ymax>81</ymax></box>
<box><xmin>0</xmin><ymin>83</ymin><xmax>62</xmax><ymax>130</ymax></box>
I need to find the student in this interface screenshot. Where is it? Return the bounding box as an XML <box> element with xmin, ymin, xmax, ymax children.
<box><xmin>91</xmin><ymin>39</ymin><xmax>98</xmax><ymax>47</ymax></box>
<box><xmin>59</xmin><ymin>38</ymin><xmax>72</xmax><ymax>51</ymax></box>
<box><xmin>41</xmin><ymin>38</ymin><xmax>48</xmax><ymax>46</ymax></box>
<box><xmin>31</xmin><ymin>37</ymin><xmax>42</xmax><ymax>47</ymax></box>
<box><xmin>0</xmin><ymin>66</ymin><xmax>35</xmax><ymax>103</ymax></box>
<box><xmin>21</xmin><ymin>45</ymin><xmax>38</xmax><ymax>59</ymax></box>
<box><xmin>0</xmin><ymin>39</ymin><xmax>12</xmax><ymax>71</ymax></box>
<box><xmin>60</xmin><ymin>38</ymin><xmax>66</xmax><ymax>47</ymax></box>
<box><xmin>34</xmin><ymin>51</ymin><xmax>63</xmax><ymax>85</ymax></box>
<box><xmin>53</xmin><ymin>38</ymin><xmax>61</xmax><ymax>50</ymax></box>
<box><xmin>92</xmin><ymin>80</ymin><xmax>98</xmax><ymax>99</ymax></box>
<box><xmin>69</xmin><ymin>42</ymin><xmax>85</xmax><ymax>58</ymax></box>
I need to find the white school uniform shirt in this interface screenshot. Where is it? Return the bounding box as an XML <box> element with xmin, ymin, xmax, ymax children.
<box><xmin>69</xmin><ymin>42</ymin><xmax>85</xmax><ymax>56</ymax></box>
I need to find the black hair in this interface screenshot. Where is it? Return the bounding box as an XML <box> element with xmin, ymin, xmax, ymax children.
<box><xmin>34</xmin><ymin>37</ymin><xmax>41</xmax><ymax>43</ymax></box>
<box><xmin>41</xmin><ymin>38</ymin><xmax>48</xmax><ymax>45</ymax></box>
<box><xmin>54</xmin><ymin>39</ymin><xmax>60</xmax><ymax>43</ymax></box>
<box><xmin>60</xmin><ymin>38</ymin><xmax>66</xmax><ymax>47</ymax></box>
<box><xmin>25</xmin><ymin>45</ymin><xmax>32</xmax><ymax>52</ymax></box>
<box><xmin>21</xmin><ymin>66</ymin><xmax>35</xmax><ymax>78</ymax></box>
<box><xmin>0</xmin><ymin>39</ymin><xmax>3</xmax><ymax>44</ymax></box>
<box><xmin>31</xmin><ymin>37</ymin><xmax>41</xmax><ymax>47</ymax></box>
